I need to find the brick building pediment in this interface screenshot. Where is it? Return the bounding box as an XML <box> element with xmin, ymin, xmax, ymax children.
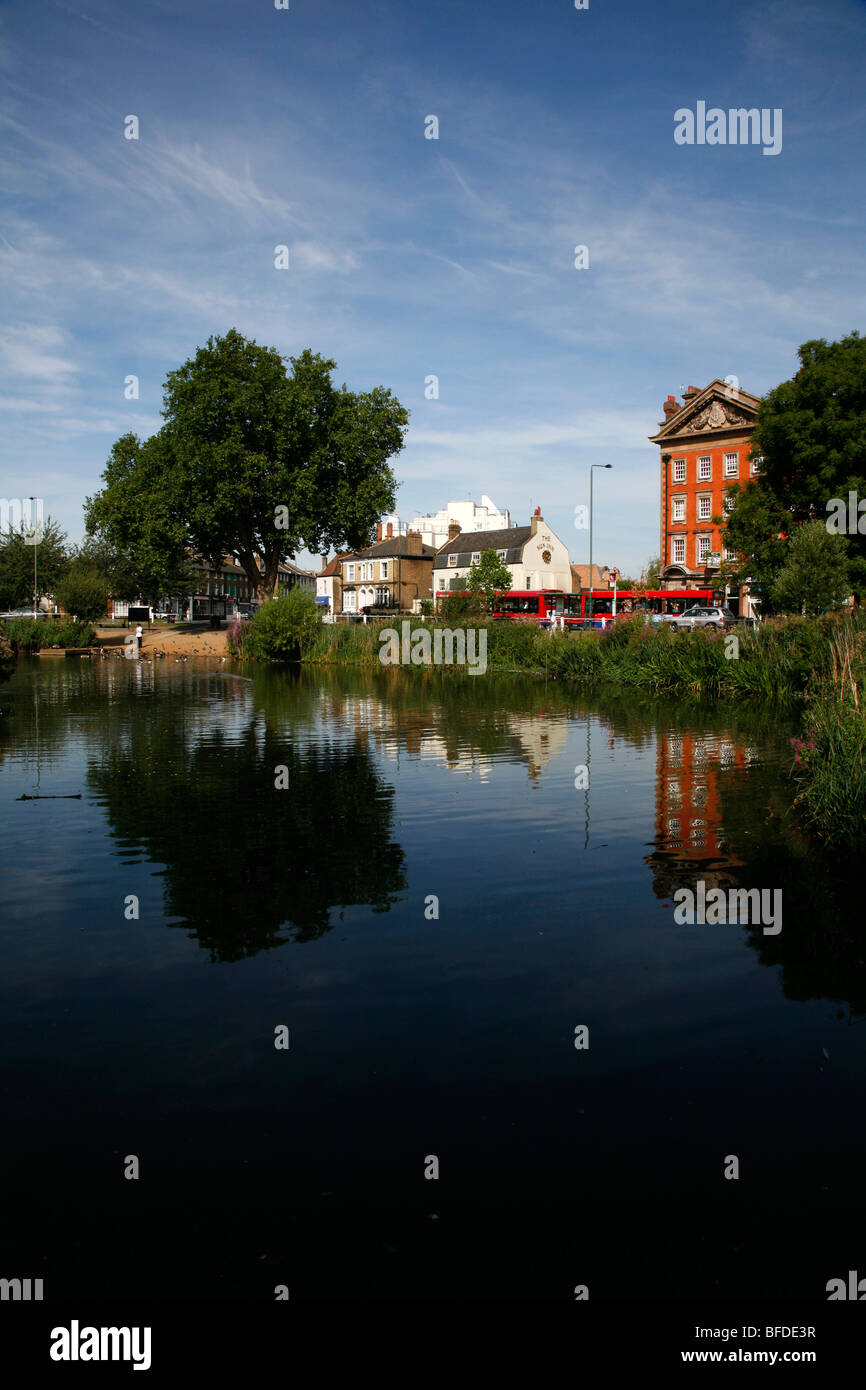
<box><xmin>649</xmin><ymin>379</ymin><xmax>761</xmax><ymax>446</ymax></box>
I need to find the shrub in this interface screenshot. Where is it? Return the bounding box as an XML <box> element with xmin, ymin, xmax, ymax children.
<box><xmin>229</xmin><ymin>590</ymin><xmax>320</xmax><ymax>661</ymax></box>
<box><xmin>55</xmin><ymin>566</ymin><xmax>111</xmax><ymax>624</ymax></box>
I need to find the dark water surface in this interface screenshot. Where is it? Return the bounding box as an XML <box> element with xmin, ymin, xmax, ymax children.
<box><xmin>1</xmin><ymin>658</ymin><xmax>864</xmax><ymax>1301</ymax></box>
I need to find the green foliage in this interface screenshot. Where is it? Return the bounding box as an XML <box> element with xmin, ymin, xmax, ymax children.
<box><xmin>418</xmin><ymin>599</ymin><xmax>433</xmax><ymax>616</ymax></box>
<box><xmin>0</xmin><ymin>517</ymin><xmax>70</xmax><ymax>611</ymax></box>
<box><xmin>466</xmin><ymin>549</ymin><xmax>514</xmax><ymax>611</ymax></box>
<box><xmin>228</xmin><ymin>589</ymin><xmax>320</xmax><ymax>661</ymax></box>
<box><xmin>4</xmin><ymin>618</ymin><xmax>96</xmax><ymax>651</ymax></box>
<box><xmin>89</xmin><ymin>331</ymin><xmax>408</xmax><ymax>605</ymax></box>
<box><xmin>725</xmin><ymin>330</ymin><xmax>866</xmax><ymax>601</ymax></box>
<box><xmin>55</xmin><ymin>565</ymin><xmax>111</xmax><ymax>623</ymax></box>
<box><xmin>771</xmin><ymin>520</ymin><xmax>851</xmax><ymax>615</ymax></box>
<box><xmin>790</xmin><ymin>624</ymin><xmax>866</xmax><ymax>848</ymax></box>
<box><xmin>0</xmin><ymin>624</ymin><xmax>13</xmax><ymax>681</ymax></box>
<box><xmin>439</xmin><ymin>591</ymin><xmax>484</xmax><ymax>620</ymax></box>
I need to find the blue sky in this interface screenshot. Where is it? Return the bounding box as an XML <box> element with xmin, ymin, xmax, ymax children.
<box><xmin>2</xmin><ymin>0</ymin><xmax>865</xmax><ymax>576</ymax></box>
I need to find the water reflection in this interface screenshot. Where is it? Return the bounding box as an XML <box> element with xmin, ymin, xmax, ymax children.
<box><xmin>3</xmin><ymin>659</ymin><xmax>864</xmax><ymax>1011</ymax></box>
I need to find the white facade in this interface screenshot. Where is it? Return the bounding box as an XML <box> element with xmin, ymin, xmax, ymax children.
<box><xmin>434</xmin><ymin>514</ymin><xmax>572</xmax><ymax>596</ymax></box>
<box><xmin>380</xmin><ymin>494</ymin><xmax>514</xmax><ymax>550</ymax></box>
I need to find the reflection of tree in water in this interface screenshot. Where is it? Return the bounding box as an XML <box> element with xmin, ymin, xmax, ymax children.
<box><xmin>643</xmin><ymin>701</ymin><xmax>866</xmax><ymax>1017</ymax></box>
<box><xmin>86</xmin><ymin>672</ymin><xmax>407</xmax><ymax>960</ymax></box>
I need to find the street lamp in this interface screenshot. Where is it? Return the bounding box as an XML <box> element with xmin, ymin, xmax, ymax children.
<box><xmin>588</xmin><ymin>465</ymin><xmax>613</xmax><ymax>627</ymax></box>
<box><xmin>28</xmin><ymin>496</ymin><xmax>38</xmax><ymax>619</ymax></box>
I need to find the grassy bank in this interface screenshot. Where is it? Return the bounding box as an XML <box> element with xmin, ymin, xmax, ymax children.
<box><xmin>304</xmin><ymin>611</ymin><xmax>864</xmax><ymax>701</ymax></box>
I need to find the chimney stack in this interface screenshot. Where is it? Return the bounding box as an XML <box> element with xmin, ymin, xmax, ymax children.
<box><xmin>530</xmin><ymin>506</ymin><xmax>543</xmax><ymax>536</ymax></box>
<box><xmin>683</xmin><ymin>385</ymin><xmax>700</xmax><ymax>399</ymax></box>
<box><xmin>448</xmin><ymin>520</ymin><xmax>461</xmax><ymax>542</ymax></box>
<box><xmin>663</xmin><ymin>394</ymin><xmax>679</xmax><ymax>421</ymax></box>
<box><xmin>376</xmin><ymin>522</ymin><xmax>383</xmax><ymax>542</ymax></box>
<box><xmin>406</xmin><ymin>529</ymin><xmax>422</xmax><ymax>555</ymax></box>
<box><xmin>386</xmin><ymin>522</ymin><xmax>393</xmax><ymax>539</ymax></box>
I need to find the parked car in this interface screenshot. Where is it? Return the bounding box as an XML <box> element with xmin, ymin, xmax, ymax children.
<box><xmin>669</xmin><ymin>604</ymin><xmax>738</xmax><ymax>631</ymax></box>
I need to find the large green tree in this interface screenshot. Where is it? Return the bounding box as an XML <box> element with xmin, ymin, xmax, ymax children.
<box><xmin>723</xmin><ymin>331</ymin><xmax>866</xmax><ymax>603</ymax></box>
<box><xmin>86</xmin><ymin>330</ymin><xmax>409</xmax><ymax>601</ymax></box>
<box><xmin>0</xmin><ymin>517</ymin><xmax>69</xmax><ymax>611</ymax></box>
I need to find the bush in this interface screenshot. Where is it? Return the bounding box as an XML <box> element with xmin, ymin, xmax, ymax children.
<box><xmin>4</xmin><ymin>617</ymin><xmax>96</xmax><ymax>652</ymax></box>
<box><xmin>228</xmin><ymin>590</ymin><xmax>320</xmax><ymax>661</ymax></box>
<box><xmin>55</xmin><ymin>566</ymin><xmax>111</xmax><ymax>624</ymax></box>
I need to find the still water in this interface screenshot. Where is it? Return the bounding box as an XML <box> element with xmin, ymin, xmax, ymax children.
<box><xmin>1</xmin><ymin>658</ymin><xmax>864</xmax><ymax>1301</ymax></box>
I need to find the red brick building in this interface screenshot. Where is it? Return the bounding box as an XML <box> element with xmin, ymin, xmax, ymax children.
<box><xmin>649</xmin><ymin>379</ymin><xmax>762</xmax><ymax>610</ymax></box>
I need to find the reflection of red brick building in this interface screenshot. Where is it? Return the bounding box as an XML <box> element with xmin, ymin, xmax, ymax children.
<box><xmin>649</xmin><ymin>380</ymin><xmax>762</xmax><ymax>611</ymax></box>
<box><xmin>647</xmin><ymin>730</ymin><xmax>762</xmax><ymax>902</ymax></box>
<box><xmin>655</xmin><ymin>730</ymin><xmax>749</xmax><ymax>860</ymax></box>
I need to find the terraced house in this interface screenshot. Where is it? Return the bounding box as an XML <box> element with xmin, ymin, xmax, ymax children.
<box><xmin>341</xmin><ymin>529</ymin><xmax>435</xmax><ymax>615</ymax></box>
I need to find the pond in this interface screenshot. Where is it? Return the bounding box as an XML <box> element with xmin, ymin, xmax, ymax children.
<box><xmin>1</xmin><ymin>658</ymin><xmax>864</xmax><ymax>1301</ymax></box>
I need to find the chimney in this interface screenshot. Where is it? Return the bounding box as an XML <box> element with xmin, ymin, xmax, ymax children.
<box><xmin>530</xmin><ymin>506</ymin><xmax>542</xmax><ymax>536</ymax></box>
<box><xmin>321</xmin><ymin>554</ymin><xmax>328</xmax><ymax>571</ymax></box>
<box><xmin>683</xmin><ymin>384</ymin><xmax>700</xmax><ymax>399</ymax></box>
<box><xmin>406</xmin><ymin>529</ymin><xmax>422</xmax><ymax>555</ymax></box>
<box><xmin>448</xmin><ymin>520</ymin><xmax>460</xmax><ymax>542</ymax></box>
<box><xmin>663</xmin><ymin>394</ymin><xmax>679</xmax><ymax>420</ymax></box>
<box><xmin>386</xmin><ymin>522</ymin><xmax>393</xmax><ymax>539</ymax></box>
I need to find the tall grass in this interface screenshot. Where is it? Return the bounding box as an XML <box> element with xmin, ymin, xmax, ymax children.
<box><xmin>790</xmin><ymin>622</ymin><xmax>866</xmax><ymax>849</ymax></box>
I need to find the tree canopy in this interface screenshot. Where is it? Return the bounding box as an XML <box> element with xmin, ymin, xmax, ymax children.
<box><xmin>724</xmin><ymin>331</ymin><xmax>866</xmax><ymax>604</ymax></box>
<box><xmin>85</xmin><ymin>330</ymin><xmax>409</xmax><ymax>600</ymax></box>
<box><xmin>0</xmin><ymin>517</ymin><xmax>69</xmax><ymax>611</ymax></box>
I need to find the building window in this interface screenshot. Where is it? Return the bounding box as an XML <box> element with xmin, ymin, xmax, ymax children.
<box><xmin>471</xmin><ymin>552</ymin><xmax>481</xmax><ymax>565</ymax></box>
<box><xmin>672</xmin><ymin>537</ymin><xmax>686</xmax><ymax>565</ymax></box>
<box><xmin>344</xmin><ymin>590</ymin><xmax>356</xmax><ymax>611</ymax></box>
<box><xmin>376</xmin><ymin>587</ymin><xmax>389</xmax><ymax>606</ymax></box>
<box><xmin>672</xmin><ymin>459</ymin><xmax>686</xmax><ymax>483</ymax></box>
<box><xmin>381</xmin><ymin>562</ymin><xmax>388</xmax><ymax>579</ymax></box>
<box><xmin>724</xmin><ymin>452</ymin><xmax>738</xmax><ymax>476</ymax></box>
<box><xmin>346</xmin><ymin>563</ymin><xmax>355</xmax><ymax>581</ymax></box>
<box><xmin>438</xmin><ymin>578</ymin><xmax>446</xmax><ymax>590</ymax></box>
<box><xmin>698</xmin><ymin>495</ymin><xmax>711</xmax><ymax>520</ymax></box>
<box><xmin>751</xmin><ymin>455</ymin><xmax>763</xmax><ymax>475</ymax></box>
<box><xmin>448</xmin><ymin>554</ymin><xmax>458</xmax><ymax>567</ymax></box>
<box><xmin>497</xmin><ymin>549</ymin><xmax>507</xmax><ymax>560</ymax></box>
<box><xmin>698</xmin><ymin>456</ymin><xmax>712</xmax><ymax>480</ymax></box>
<box><xmin>697</xmin><ymin>536</ymin><xmax>711</xmax><ymax>563</ymax></box>
<box><xmin>672</xmin><ymin>497</ymin><xmax>686</xmax><ymax>522</ymax></box>
<box><xmin>723</xmin><ymin>495</ymin><xmax>735</xmax><ymax>514</ymax></box>
<box><xmin>724</xmin><ymin>546</ymin><xmax>737</xmax><ymax>562</ymax></box>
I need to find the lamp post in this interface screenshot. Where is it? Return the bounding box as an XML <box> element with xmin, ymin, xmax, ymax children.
<box><xmin>28</xmin><ymin>496</ymin><xmax>38</xmax><ymax>619</ymax></box>
<box><xmin>588</xmin><ymin>465</ymin><xmax>612</xmax><ymax>627</ymax></box>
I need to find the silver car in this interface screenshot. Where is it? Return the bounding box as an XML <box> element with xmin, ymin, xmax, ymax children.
<box><xmin>669</xmin><ymin>604</ymin><xmax>737</xmax><ymax>631</ymax></box>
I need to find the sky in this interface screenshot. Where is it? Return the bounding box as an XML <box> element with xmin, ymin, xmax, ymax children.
<box><xmin>1</xmin><ymin>0</ymin><xmax>865</xmax><ymax>577</ymax></box>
